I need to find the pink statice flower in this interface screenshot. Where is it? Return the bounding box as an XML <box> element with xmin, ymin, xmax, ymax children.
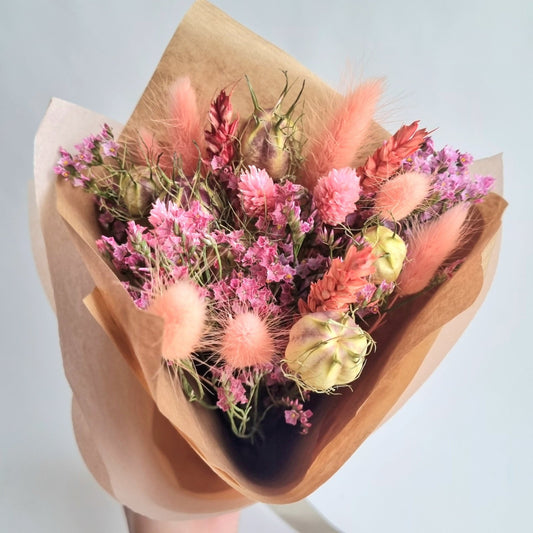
<box><xmin>54</xmin><ymin>124</ymin><xmax>120</xmax><ymax>189</ymax></box>
<box><xmin>238</xmin><ymin>166</ymin><xmax>276</xmax><ymax>217</ymax></box>
<box><xmin>210</xmin><ymin>273</ymin><xmax>280</xmax><ymax>316</ymax></box>
<box><xmin>212</xmin><ymin>229</ymin><xmax>246</xmax><ymax>261</ymax></box>
<box><xmin>149</xmin><ymin>199</ymin><xmax>213</xmax><ymax>255</ymax></box>
<box><xmin>242</xmin><ymin>236</ymin><xmax>295</xmax><ymax>284</ymax></box>
<box><xmin>313</xmin><ymin>167</ymin><xmax>361</xmax><ymax>225</ymax></box>
<box><xmin>283</xmin><ymin>397</ymin><xmax>313</xmax><ymax>434</ymax></box>
<box><xmin>102</xmin><ymin>139</ymin><xmax>120</xmax><ymax>158</ymax></box>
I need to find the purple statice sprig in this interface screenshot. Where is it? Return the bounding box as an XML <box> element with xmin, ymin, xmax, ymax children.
<box><xmin>210</xmin><ymin>365</ymin><xmax>276</xmax><ymax>440</ymax></box>
<box><xmin>402</xmin><ymin>137</ymin><xmax>494</xmax><ymax>220</ymax></box>
<box><xmin>283</xmin><ymin>397</ymin><xmax>313</xmax><ymax>435</ymax></box>
<box><xmin>54</xmin><ymin>124</ymin><xmax>222</xmax><ymax>225</ymax></box>
<box><xmin>54</xmin><ymin>124</ymin><xmax>119</xmax><ymax>189</ymax></box>
<box><xmin>201</xmin><ymin>363</ymin><xmax>313</xmax><ymax>441</ymax></box>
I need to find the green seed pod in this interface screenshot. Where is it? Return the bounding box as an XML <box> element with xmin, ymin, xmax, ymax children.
<box><xmin>121</xmin><ymin>167</ymin><xmax>156</xmax><ymax>217</ymax></box>
<box><xmin>239</xmin><ymin>73</ymin><xmax>304</xmax><ymax>180</ymax></box>
<box><xmin>240</xmin><ymin>109</ymin><xmax>293</xmax><ymax>180</ymax></box>
<box><xmin>364</xmin><ymin>225</ymin><xmax>407</xmax><ymax>283</ymax></box>
<box><xmin>284</xmin><ymin>311</ymin><xmax>372</xmax><ymax>392</ymax></box>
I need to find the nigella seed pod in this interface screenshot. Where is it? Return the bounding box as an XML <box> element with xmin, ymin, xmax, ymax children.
<box><xmin>121</xmin><ymin>167</ymin><xmax>157</xmax><ymax>217</ymax></box>
<box><xmin>240</xmin><ymin>110</ymin><xmax>292</xmax><ymax>180</ymax></box>
<box><xmin>284</xmin><ymin>311</ymin><xmax>372</xmax><ymax>392</ymax></box>
<box><xmin>363</xmin><ymin>226</ymin><xmax>407</xmax><ymax>283</ymax></box>
<box><xmin>239</xmin><ymin>73</ymin><xmax>304</xmax><ymax>180</ymax></box>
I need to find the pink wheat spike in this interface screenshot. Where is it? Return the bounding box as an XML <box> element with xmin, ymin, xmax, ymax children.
<box><xmin>358</xmin><ymin>121</ymin><xmax>429</xmax><ymax>193</ymax></box>
<box><xmin>166</xmin><ymin>77</ymin><xmax>206</xmax><ymax>176</ymax></box>
<box><xmin>301</xmin><ymin>80</ymin><xmax>382</xmax><ymax>190</ymax></box>
<box><xmin>397</xmin><ymin>203</ymin><xmax>470</xmax><ymax>296</ymax></box>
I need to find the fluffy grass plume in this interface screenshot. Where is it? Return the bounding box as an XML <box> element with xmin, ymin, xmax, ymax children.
<box><xmin>398</xmin><ymin>203</ymin><xmax>470</xmax><ymax>296</ymax></box>
<box><xmin>220</xmin><ymin>312</ymin><xmax>275</xmax><ymax>369</ymax></box>
<box><xmin>166</xmin><ymin>77</ymin><xmax>206</xmax><ymax>175</ymax></box>
<box><xmin>147</xmin><ymin>281</ymin><xmax>206</xmax><ymax>362</ymax></box>
<box><xmin>301</xmin><ymin>80</ymin><xmax>382</xmax><ymax>190</ymax></box>
<box><xmin>374</xmin><ymin>171</ymin><xmax>431</xmax><ymax>221</ymax></box>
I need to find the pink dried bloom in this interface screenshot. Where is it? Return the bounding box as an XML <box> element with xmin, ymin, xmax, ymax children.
<box><xmin>313</xmin><ymin>168</ymin><xmax>361</xmax><ymax>225</ymax></box>
<box><xmin>304</xmin><ymin>245</ymin><xmax>376</xmax><ymax>313</ymax></box>
<box><xmin>205</xmin><ymin>89</ymin><xmax>239</xmax><ymax>167</ymax></box>
<box><xmin>283</xmin><ymin>398</ymin><xmax>313</xmax><ymax>434</ymax></box>
<box><xmin>358</xmin><ymin>121</ymin><xmax>429</xmax><ymax>193</ymax></box>
<box><xmin>238</xmin><ymin>166</ymin><xmax>276</xmax><ymax>217</ymax></box>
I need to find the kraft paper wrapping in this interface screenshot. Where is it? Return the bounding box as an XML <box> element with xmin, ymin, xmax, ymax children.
<box><xmin>32</xmin><ymin>0</ymin><xmax>507</xmax><ymax>520</ymax></box>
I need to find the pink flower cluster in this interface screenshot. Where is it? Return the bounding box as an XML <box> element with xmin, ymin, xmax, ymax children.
<box><xmin>238</xmin><ymin>167</ymin><xmax>315</xmax><ymax>241</ymax></box>
<box><xmin>53</xmin><ymin>124</ymin><xmax>119</xmax><ymax>188</ymax></box>
<box><xmin>283</xmin><ymin>397</ymin><xmax>313</xmax><ymax>435</ymax></box>
<box><xmin>59</xmin><ymin>94</ymin><xmax>495</xmax><ymax>441</ymax></box>
<box><xmin>313</xmin><ymin>167</ymin><xmax>361</xmax><ymax>225</ymax></box>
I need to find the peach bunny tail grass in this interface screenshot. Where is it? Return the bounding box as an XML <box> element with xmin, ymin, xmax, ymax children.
<box><xmin>397</xmin><ymin>203</ymin><xmax>470</xmax><ymax>296</ymax></box>
<box><xmin>220</xmin><ymin>312</ymin><xmax>275</xmax><ymax>369</ymax></box>
<box><xmin>166</xmin><ymin>77</ymin><xmax>206</xmax><ymax>176</ymax></box>
<box><xmin>300</xmin><ymin>80</ymin><xmax>382</xmax><ymax>190</ymax></box>
<box><xmin>147</xmin><ymin>280</ymin><xmax>206</xmax><ymax>363</ymax></box>
<box><xmin>374</xmin><ymin>171</ymin><xmax>431</xmax><ymax>222</ymax></box>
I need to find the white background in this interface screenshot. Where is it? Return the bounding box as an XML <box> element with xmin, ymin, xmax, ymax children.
<box><xmin>1</xmin><ymin>0</ymin><xmax>532</xmax><ymax>531</ymax></box>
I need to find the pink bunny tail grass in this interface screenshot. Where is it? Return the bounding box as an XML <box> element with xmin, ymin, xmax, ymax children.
<box><xmin>166</xmin><ymin>77</ymin><xmax>206</xmax><ymax>175</ymax></box>
<box><xmin>374</xmin><ymin>171</ymin><xmax>431</xmax><ymax>222</ymax></box>
<box><xmin>397</xmin><ymin>203</ymin><xmax>470</xmax><ymax>296</ymax></box>
<box><xmin>147</xmin><ymin>281</ymin><xmax>206</xmax><ymax>362</ymax></box>
<box><xmin>220</xmin><ymin>312</ymin><xmax>275</xmax><ymax>369</ymax></box>
<box><xmin>301</xmin><ymin>80</ymin><xmax>382</xmax><ymax>190</ymax></box>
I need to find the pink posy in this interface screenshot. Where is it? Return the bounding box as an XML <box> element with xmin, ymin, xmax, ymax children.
<box><xmin>313</xmin><ymin>167</ymin><xmax>361</xmax><ymax>225</ymax></box>
<box><xmin>238</xmin><ymin>166</ymin><xmax>276</xmax><ymax>217</ymax></box>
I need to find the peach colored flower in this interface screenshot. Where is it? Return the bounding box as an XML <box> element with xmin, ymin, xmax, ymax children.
<box><xmin>358</xmin><ymin>121</ymin><xmax>429</xmax><ymax>193</ymax></box>
<box><xmin>304</xmin><ymin>246</ymin><xmax>375</xmax><ymax>313</ymax></box>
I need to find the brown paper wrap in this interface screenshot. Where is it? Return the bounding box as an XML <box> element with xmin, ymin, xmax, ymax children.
<box><xmin>33</xmin><ymin>0</ymin><xmax>507</xmax><ymax>520</ymax></box>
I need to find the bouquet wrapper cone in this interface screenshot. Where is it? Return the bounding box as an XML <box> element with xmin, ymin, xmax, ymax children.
<box><xmin>31</xmin><ymin>0</ymin><xmax>507</xmax><ymax>521</ymax></box>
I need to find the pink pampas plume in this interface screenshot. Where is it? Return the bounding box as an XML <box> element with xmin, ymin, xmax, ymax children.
<box><xmin>300</xmin><ymin>80</ymin><xmax>382</xmax><ymax>190</ymax></box>
<box><xmin>147</xmin><ymin>281</ymin><xmax>206</xmax><ymax>362</ymax></box>
<box><xmin>397</xmin><ymin>203</ymin><xmax>470</xmax><ymax>296</ymax></box>
<box><xmin>166</xmin><ymin>77</ymin><xmax>206</xmax><ymax>176</ymax></box>
<box><xmin>220</xmin><ymin>312</ymin><xmax>275</xmax><ymax>369</ymax></box>
<box><xmin>374</xmin><ymin>171</ymin><xmax>431</xmax><ymax>222</ymax></box>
